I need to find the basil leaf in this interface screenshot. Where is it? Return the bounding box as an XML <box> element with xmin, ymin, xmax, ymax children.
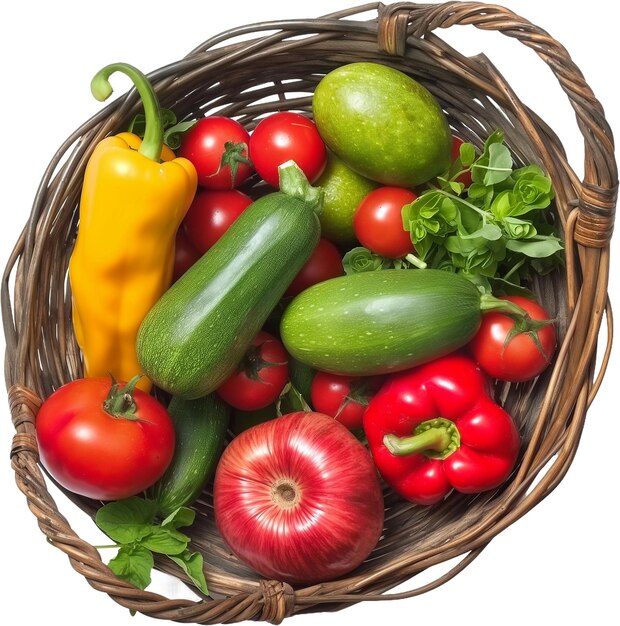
<box><xmin>161</xmin><ymin>506</ymin><xmax>195</xmax><ymax>530</ymax></box>
<box><xmin>160</xmin><ymin>108</ymin><xmax>177</xmax><ymax>128</ymax></box>
<box><xmin>459</xmin><ymin>221</ymin><xmax>503</xmax><ymax>241</ymax></box>
<box><xmin>472</xmin><ymin>142</ymin><xmax>513</xmax><ymax>186</ymax></box>
<box><xmin>127</xmin><ymin>113</ymin><xmax>146</xmax><ymax>137</ymax></box>
<box><xmin>487</xmin><ymin>276</ymin><xmax>536</xmax><ymax>298</ymax></box>
<box><xmin>459</xmin><ymin>142</ymin><xmax>477</xmax><ymax>167</ymax></box>
<box><xmin>411</xmin><ymin>235</ymin><xmax>434</xmax><ymax>261</ymax></box>
<box><xmin>460</xmin><ymin>271</ymin><xmax>493</xmax><ymax>294</ymax></box>
<box><xmin>141</xmin><ymin>526</ymin><xmax>189</xmax><ymax>555</ymax></box>
<box><xmin>95</xmin><ymin>497</ymin><xmax>158</xmax><ymax>544</ymax></box>
<box><xmin>505</xmin><ymin>237</ymin><xmax>564</xmax><ymax>258</ymax></box>
<box><xmin>129</xmin><ymin>108</ymin><xmax>176</xmax><ymax>138</ymax></box>
<box><xmin>164</xmin><ymin>120</ymin><xmax>197</xmax><ymax>150</ymax></box>
<box><xmin>168</xmin><ymin>550</ymin><xmax>209</xmax><ymax>596</ymax></box>
<box><xmin>108</xmin><ymin>545</ymin><xmax>154</xmax><ymax>591</ymax></box>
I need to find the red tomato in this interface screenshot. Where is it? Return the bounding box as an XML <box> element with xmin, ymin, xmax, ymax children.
<box><xmin>216</xmin><ymin>331</ymin><xmax>289</xmax><ymax>411</ymax></box>
<box><xmin>285</xmin><ymin>238</ymin><xmax>344</xmax><ymax>297</ymax></box>
<box><xmin>182</xmin><ymin>189</ymin><xmax>252</xmax><ymax>254</ymax></box>
<box><xmin>353</xmin><ymin>186</ymin><xmax>417</xmax><ymax>258</ymax></box>
<box><xmin>311</xmin><ymin>371</ymin><xmax>383</xmax><ymax>430</ymax></box>
<box><xmin>35</xmin><ymin>377</ymin><xmax>175</xmax><ymax>501</ymax></box>
<box><xmin>178</xmin><ymin>116</ymin><xmax>253</xmax><ymax>189</ymax></box>
<box><xmin>452</xmin><ymin>136</ymin><xmax>473</xmax><ymax>188</ymax></box>
<box><xmin>213</xmin><ymin>411</ymin><xmax>384</xmax><ymax>584</ymax></box>
<box><xmin>172</xmin><ymin>228</ymin><xmax>200</xmax><ymax>281</ymax></box>
<box><xmin>249</xmin><ymin>112</ymin><xmax>327</xmax><ymax>188</ymax></box>
<box><xmin>469</xmin><ymin>295</ymin><xmax>557</xmax><ymax>382</ymax></box>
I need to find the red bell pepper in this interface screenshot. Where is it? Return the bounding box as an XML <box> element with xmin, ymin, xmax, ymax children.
<box><xmin>363</xmin><ymin>353</ymin><xmax>520</xmax><ymax>505</ymax></box>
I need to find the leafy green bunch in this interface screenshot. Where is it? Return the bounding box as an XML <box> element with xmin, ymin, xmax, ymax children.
<box><xmin>95</xmin><ymin>497</ymin><xmax>208</xmax><ymax>595</ymax></box>
<box><xmin>400</xmin><ymin>130</ymin><xmax>562</xmax><ymax>289</ymax></box>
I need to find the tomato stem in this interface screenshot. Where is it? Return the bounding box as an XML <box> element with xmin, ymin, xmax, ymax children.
<box><xmin>479</xmin><ymin>293</ymin><xmax>556</xmax><ymax>353</ymax></box>
<box><xmin>217</xmin><ymin>141</ymin><xmax>253</xmax><ymax>186</ymax></box>
<box><xmin>240</xmin><ymin>343</ymin><xmax>287</xmax><ymax>382</ymax></box>
<box><xmin>103</xmin><ymin>374</ymin><xmax>144</xmax><ymax>420</ymax></box>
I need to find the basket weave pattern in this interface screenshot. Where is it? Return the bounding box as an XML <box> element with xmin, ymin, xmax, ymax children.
<box><xmin>3</xmin><ymin>2</ymin><xmax>617</xmax><ymax>623</ymax></box>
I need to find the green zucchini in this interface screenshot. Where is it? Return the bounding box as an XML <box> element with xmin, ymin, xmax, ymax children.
<box><xmin>150</xmin><ymin>394</ymin><xmax>230</xmax><ymax>517</ymax></box>
<box><xmin>280</xmin><ymin>269</ymin><xmax>526</xmax><ymax>375</ymax></box>
<box><xmin>136</xmin><ymin>162</ymin><xmax>321</xmax><ymax>399</ymax></box>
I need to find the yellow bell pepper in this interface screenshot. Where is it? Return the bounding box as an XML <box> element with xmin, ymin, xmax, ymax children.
<box><xmin>69</xmin><ymin>63</ymin><xmax>197</xmax><ymax>392</ymax></box>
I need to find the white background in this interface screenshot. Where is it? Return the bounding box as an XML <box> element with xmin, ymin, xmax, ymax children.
<box><xmin>1</xmin><ymin>1</ymin><xmax>617</xmax><ymax>624</ymax></box>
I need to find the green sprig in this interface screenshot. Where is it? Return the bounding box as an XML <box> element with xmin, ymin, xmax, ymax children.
<box><xmin>401</xmin><ymin>130</ymin><xmax>562</xmax><ymax>289</ymax></box>
<box><xmin>129</xmin><ymin>108</ymin><xmax>196</xmax><ymax>150</ymax></box>
<box><xmin>95</xmin><ymin>496</ymin><xmax>208</xmax><ymax>596</ymax></box>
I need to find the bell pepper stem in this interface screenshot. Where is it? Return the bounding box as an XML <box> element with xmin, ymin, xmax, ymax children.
<box><xmin>91</xmin><ymin>63</ymin><xmax>163</xmax><ymax>162</ymax></box>
<box><xmin>383</xmin><ymin>418</ymin><xmax>460</xmax><ymax>460</ymax></box>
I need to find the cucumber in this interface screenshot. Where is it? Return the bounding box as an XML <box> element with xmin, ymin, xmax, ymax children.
<box><xmin>150</xmin><ymin>394</ymin><xmax>230</xmax><ymax>517</ymax></box>
<box><xmin>136</xmin><ymin>162</ymin><xmax>321</xmax><ymax>399</ymax></box>
<box><xmin>280</xmin><ymin>269</ymin><xmax>525</xmax><ymax>375</ymax></box>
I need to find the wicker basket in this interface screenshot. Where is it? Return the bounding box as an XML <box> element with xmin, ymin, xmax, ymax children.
<box><xmin>3</xmin><ymin>2</ymin><xmax>617</xmax><ymax>623</ymax></box>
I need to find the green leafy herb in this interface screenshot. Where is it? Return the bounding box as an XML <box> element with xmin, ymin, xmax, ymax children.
<box><xmin>401</xmin><ymin>130</ymin><xmax>562</xmax><ymax>288</ymax></box>
<box><xmin>168</xmin><ymin>550</ymin><xmax>209</xmax><ymax>595</ymax></box>
<box><xmin>342</xmin><ymin>247</ymin><xmax>391</xmax><ymax>274</ymax></box>
<box><xmin>95</xmin><ymin>496</ymin><xmax>208</xmax><ymax>595</ymax></box>
<box><xmin>108</xmin><ymin>544</ymin><xmax>154</xmax><ymax>591</ymax></box>
<box><xmin>342</xmin><ymin>246</ymin><xmax>422</xmax><ymax>275</ymax></box>
<box><xmin>129</xmin><ymin>108</ymin><xmax>196</xmax><ymax>150</ymax></box>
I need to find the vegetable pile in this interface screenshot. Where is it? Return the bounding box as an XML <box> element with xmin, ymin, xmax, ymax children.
<box><xmin>34</xmin><ymin>60</ymin><xmax>561</xmax><ymax>593</ymax></box>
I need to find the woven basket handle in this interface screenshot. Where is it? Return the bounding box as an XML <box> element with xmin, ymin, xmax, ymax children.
<box><xmin>377</xmin><ymin>1</ymin><xmax>618</xmax><ymax>247</ymax></box>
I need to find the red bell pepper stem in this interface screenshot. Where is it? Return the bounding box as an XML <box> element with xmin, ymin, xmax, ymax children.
<box><xmin>383</xmin><ymin>417</ymin><xmax>461</xmax><ymax>460</ymax></box>
<box><xmin>90</xmin><ymin>62</ymin><xmax>164</xmax><ymax>162</ymax></box>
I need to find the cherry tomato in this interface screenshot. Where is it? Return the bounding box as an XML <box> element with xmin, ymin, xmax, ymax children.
<box><xmin>35</xmin><ymin>376</ymin><xmax>175</xmax><ymax>501</ymax></box>
<box><xmin>216</xmin><ymin>331</ymin><xmax>289</xmax><ymax>411</ymax></box>
<box><xmin>249</xmin><ymin>112</ymin><xmax>327</xmax><ymax>188</ymax></box>
<box><xmin>353</xmin><ymin>186</ymin><xmax>417</xmax><ymax>258</ymax></box>
<box><xmin>311</xmin><ymin>371</ymin><xmax>383</xmax><ymax>430</ymax></box>
<box><xmin>182</xmin><ymin>189</ymin><xmax>253</xmax><ymax>254</ymax></box>
<box><xmin>172</xmin><ymin>228</ymin><xmax>200</xmax><ymax>282</ymax></box>
<box><xmin>178</xmin><ymin>116</ymin><xmax>253</xmax><ymax>189</ymax></box>
<box><xmin>469</xmin><ymin>295</ymin><xmax>557</xmax><ymax>382</ymax></box>
<box><xmin>285</xmin><ymin>238</ymin><xmax>344</xmax><ymax>297</ymax></box>
<box><xmin>452</xmin><ymin>136</ymin><xmax>473</xmax><ymax>188</ymax></box>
